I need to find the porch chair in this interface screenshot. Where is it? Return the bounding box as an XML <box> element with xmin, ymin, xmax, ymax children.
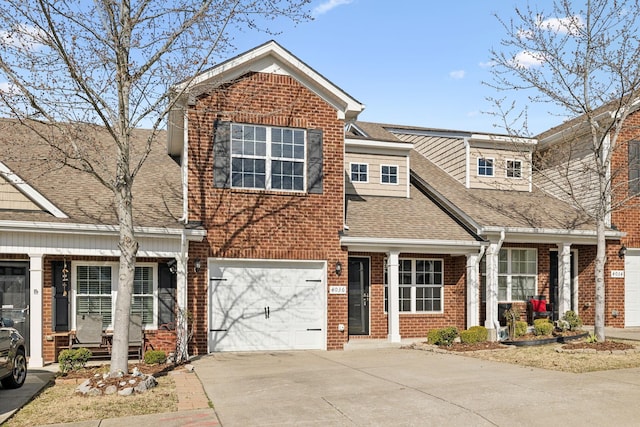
<box><xmin>71</xmin><ymin>314</ymin><xmax>103</xmax><ymax>349</ymax></box>
<box><xmin>527</xmin><ymin>295</ymin><xmax>553</xmax><ymax>324</ymax></box>
<box><xmin>128</xmin><ymin>314</ymin><xmax>144</xmax><ymax>360</ymax></box>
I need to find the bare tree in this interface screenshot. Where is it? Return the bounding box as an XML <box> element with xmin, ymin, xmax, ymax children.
<box><xmin>0</xmin><ymin>0</ymin><xmax>310</xmax><ymax>374</ymax></box>
<box><xmin>487</xmin><ymin>0</ymin><xmax>640</xmax><ymax>341</ymax></box>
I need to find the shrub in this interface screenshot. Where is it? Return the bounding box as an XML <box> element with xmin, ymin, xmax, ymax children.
<box><xmin>427</xmin><ymin>326</ymin><xmax>459</xmax><ymax>346</ymax></box>
<box><xmin>58</xmin><ymin>348</ymin><xmax>92</xmax><ymax>373</ymax></box>
<box><xmin>460</xmin><ymin>326</ymin><xmax>488</xmax><ymax>344</ymax></box>
<box><xmin>556</xmin><ymin>319</ymin><xmax>570</xmax><ymax>332</ymax></box>
<box><xmin>144</xmin><ymin>350</ymin><xmax>167</xmax><ymax>365</ymax></box>
<box><xmin>533</xmin><ymin>319</ymin><xmax>554</xmax><ymax>336</ymax></box>
<box><xmin>562</xmin><ymin>311</ymin><xmax>583</xmax><ymax>331</ymax></box>
<box><xmin>515</xmin><ymin>321</ymin><xmax>528</xmax><ymax>338</ymax></box>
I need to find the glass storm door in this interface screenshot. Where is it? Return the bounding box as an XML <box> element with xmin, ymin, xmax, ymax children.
<box><xmin>348</xmin><ymin>257</ymin><xmax>370</xmax><ymax>335</ymax></box>
<box><xmin>0</xmin><ymin>263</ymin><xmax>30</xmax><ymax>354</ymax></box>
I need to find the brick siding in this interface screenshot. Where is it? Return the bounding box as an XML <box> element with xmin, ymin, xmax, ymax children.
<box><xmin>186</xmin><ymin>72</ymin><xmax>348</xmax><ymax>354</ymax></box>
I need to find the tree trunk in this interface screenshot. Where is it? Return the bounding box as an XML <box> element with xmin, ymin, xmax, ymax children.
<box><xmin>110</xmin><ymin>164</ymin><xmax>138</xmax><ymax>375</ymax></box>
<box><xmin>594</xmin><ymin>218</ymin><xmax>606</xmax><ymax>342</ymax></box>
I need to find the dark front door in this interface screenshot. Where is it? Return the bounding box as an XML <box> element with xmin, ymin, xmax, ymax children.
<box><xmin>0</xmin><ymin>263</ymin><xmax>30</xmax><ymax>355</ymax></box>
<box><xmin>550</xmin><ymin>251</ymin><xmax>575</xmax><ymax>320</ymax></box>
<box><xmin>348</xmin><ymin>257</ymin><xmax>370</xmax><ymax>335</ymax></box>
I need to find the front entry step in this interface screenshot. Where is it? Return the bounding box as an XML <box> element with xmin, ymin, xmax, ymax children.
<box><xmin>344</xmin><ymin>338</ymin><xmax>416</xmax><ymax>350</ymax></box>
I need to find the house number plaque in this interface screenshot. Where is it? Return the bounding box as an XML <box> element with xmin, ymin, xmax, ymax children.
<box><xmin>611</xmin><ymin>270</ymin><xmax>624</xmax><ymax>278</ymax></box>
<box><xmin>329</xmin><ymin>286</ymin><xmax>347</xmax><ymax>294</ymax></box>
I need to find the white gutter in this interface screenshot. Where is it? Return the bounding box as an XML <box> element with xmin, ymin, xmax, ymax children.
<box><xmin>340</xmin><ymin>236</ymin><xmax>486</xmax><ymax>254</ymax></box>
<box><xmin>0</xmin><ymin>220</ymin><xmax>205</xmax><ymax>240</ymax></box>
<box><xmin>480</xmin><ymin>226</ymin><xmax>624</xmax><ymax>244</ymax></box>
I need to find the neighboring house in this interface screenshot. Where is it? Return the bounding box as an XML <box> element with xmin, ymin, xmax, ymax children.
<box><xmin>0</xmin><ymin>41</ymin><xmax>635</xmax><ymax>366</ymax></box>
<box><xmin>536</xmin><ymin>107</ymin><xmax>640</xmax><ymax>327</ymax></box>
<box><xmin>0</xmin><ymin>120</ymin><xmax>204</xmax><ymax>367</ymax></box>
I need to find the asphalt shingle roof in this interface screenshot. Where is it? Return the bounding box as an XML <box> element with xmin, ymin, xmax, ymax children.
<box><xmin>0</xmin><ymin>119</ymin><xmax>182</xmax><ymax>229</ymax></box>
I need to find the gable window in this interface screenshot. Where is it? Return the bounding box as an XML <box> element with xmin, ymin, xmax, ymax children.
<box><xmin>384</xmin><ymin>258</ymin><xmax>443</xmax><ymax>313</ymax></box>
<box><xmin>73</xmin><ymin>263</ymin><xmax>158</xmax><ymax>329</ymax></box>
<box><xmin>506</xmin><ymin>160</ymin><xmax>522</xmax><ymax>178</ymax></box>
<box><xmin>350</xmin><ymin>163</ymin><xmax>368</xmax><ymax>182</ymax></box>
<box><xmin>381</xmin><ymin>165</ymin><xmax>398</xmax><ymax>184</ymax></box>
<box><xmin>478</xmin><ymin>158</ymin><xmax>494</xmax><ymax>176</ymax></box>
<box><xmin>231</xmin><ymin>123</ymin><xmax>305</xmax><ymax>191</ymax></box>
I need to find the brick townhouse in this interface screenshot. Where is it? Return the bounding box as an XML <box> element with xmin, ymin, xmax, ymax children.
<box><xmin>0</xmin><ymin>41</ymin><xmax>637</xmax><ymax>367</ymax></box>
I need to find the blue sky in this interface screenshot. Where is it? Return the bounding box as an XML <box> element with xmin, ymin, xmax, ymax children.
<box><xmin>230</xmin><ymin>0</ymin><xmax>570</xmax><ymax>136</ymax></box>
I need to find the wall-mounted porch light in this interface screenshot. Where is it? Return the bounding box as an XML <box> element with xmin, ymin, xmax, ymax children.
<box><xmin>194</xmin><ymin>258</ymin><xmax>201</xmax><ymax>273</ymax></box>
<box><xmin>618</xmin><ymin>245</ymin><xmax>627</xmax><ymax>259</ymax></box>
<box><xmin>335</xmin><ymin>261</ymin><xmax>342</xmax><ymax>276</ymax></box>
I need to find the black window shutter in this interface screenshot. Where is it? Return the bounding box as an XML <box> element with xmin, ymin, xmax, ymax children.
<box><xmin>213</xmin><ymin>120</ymin><xmax>231</xmax><ymax>188</ymax></box>
<box><xmin>307</xmin><ymin>129</ymin><xmax>323</xmax><ymax>194</ymax></box>
<box><xmin>158</xmin><ymin>262</ymin><xmax>176</xmax><ymax>326</ymax></box>
<box><xmin>51</xmin><ymin>261</ymin><xmax>69</xmax><ymax>332</ymax></box>
<box><xmin>629</xmin><ymin>140</ymin><xmax>640</xmax><ymax>196</ymax></box>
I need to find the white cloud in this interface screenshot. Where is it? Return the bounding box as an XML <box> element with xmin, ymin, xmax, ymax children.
<box><xmin>313</xmin><ymin>0</ymin><xmax>353</xmax><ymax>16</ymax></box>
<box><xmin>537</xmin><ymin>15</ymin><xmax>584</xmax><ymax>35</ymax></box>
<box><xmin>479</xmin><ymin>60</ymin><xmax>497</xmax><ymax>69</ymax></box>
<box><xmin>513</xmin><ymin>50</ymin><xmax>545</xmax><ymax>69</ymax></box>
<box><xmin>0</xmin><ymin>24</ymin><xmax>45</xmax><ymax>51</ymax></box>
<box><xmin>449</xmin><ymin>70</ymin><xmax>465</xmax><ymax>80</ymax></box>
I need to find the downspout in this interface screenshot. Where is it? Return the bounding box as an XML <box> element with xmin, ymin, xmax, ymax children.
<box><xmin>492</xmin><ymin>230</ymin><xmax>506</xmax><ymax>335</ymax></box>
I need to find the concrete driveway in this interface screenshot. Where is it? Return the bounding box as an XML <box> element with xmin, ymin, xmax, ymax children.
<box><xmin>192</xmin><ymin>347</ymin><xmax>640</xmax><ymax>426</ymax></box>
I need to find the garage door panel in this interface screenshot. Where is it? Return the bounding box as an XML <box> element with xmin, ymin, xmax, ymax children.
<box><xmin>209</xmin><ymin>260</ymin><xmax>326</xmax><ymax>352</ymax></box>
<box><xmin>625</xmin><ymin>253</ymin><xmax>640</xmax><ymax>327</ymax></box>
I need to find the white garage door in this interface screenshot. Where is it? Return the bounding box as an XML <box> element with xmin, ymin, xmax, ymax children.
<box><xmin>208</xmin><ymin>260</ymin><xmax>326</xmax><ymax>352</ymax></box>
<box><xmin>625</xmin><ymin>251</ymin><xmax>640</xmax><ymax>326</ymax></box>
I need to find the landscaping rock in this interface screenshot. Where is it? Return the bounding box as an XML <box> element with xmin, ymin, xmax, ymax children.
<box><xmin>118</xmin><ymin>387</ymin><xmax>133</xmax><ymax>396</ymax></box>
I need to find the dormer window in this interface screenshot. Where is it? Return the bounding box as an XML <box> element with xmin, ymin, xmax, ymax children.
<box><xmin>350</xmin><ymin>163</ymin><xmax>368</xmax><ymax>182</ymax></box>
<box><xmin>506</xmin><ymin>160</ymin><xmax>522</xmax><ymax>178</ymax></box>
<box><xmin>477</xmin><ymin>158</ymin><xmax>494</xmax><ymax>177</ymax></box>
<box><xmin>381</xmin><ymin>165</ymin><xmax>398</xmax><ymax>184</ymax></box>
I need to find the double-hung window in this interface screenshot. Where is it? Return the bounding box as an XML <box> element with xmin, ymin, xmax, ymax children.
<box><xmin>76</xmin><ymin>265</ymin><xmax>113</xmax><ymax>328</ymax></box>
<box><xmin>132</xmin><ymin>266</ymin><xmax>155</xmax><ymax>327</ymax></box>
<box><xmin>496</xmin><ymin>248</ymin><xmax>537</xmax><ymax>301</ymax></box>
<box><xmin>74</xmin><ymin>263</ymin><xmax>158</xmax><ymax>329</ymax></box>
<box><xmin>231</xmin><ymin>124</ymin><xmax>305</xmax><ymax>191</ymax></box>
<box><xmin>381</xmin><ymin>165</ymin><xmax>398</xmax><ymax>184</ymax></box>
<box><xmin>385</xmin><ymin>258</ymin><xmax>444</xmax><ymax>313</ymax></box>
<box><xmin>478</xmin><ymin>158</ymin><xmax>494</xmax><ymax>176</ymax></box>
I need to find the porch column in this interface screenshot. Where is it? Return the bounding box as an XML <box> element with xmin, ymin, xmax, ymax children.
<box><xmin>387</xmin><ymin>250</ymin><xmax>401</xmax><ymax>343</ymax></box>
<box><xmin>175</xmin><ymin>252</ymin><xmax>188</xmax><ymax>362</ymax></box>
<box><xmin>466</xmin><ymin>252</ymin><xmax>481</xmax><ymax>329</ymax></box>
<box><xmin>28</xmin><ymin>254</ymin><xmax>44</xmax><ymax>368</ymax></box>
<box><xmin>558</xmin><ymin>242</ymin><xmax>572</xmax><ymax>317</ymax></box>
<box><xmin>484</xmin><ymin>241</ymin><xmax>501</xmax><ymax>340</ymax></box>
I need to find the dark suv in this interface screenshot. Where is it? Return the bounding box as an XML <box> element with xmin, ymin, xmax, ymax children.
<box><xmin>0</xmin><ymin>319</ymin><xmax>27</xmax><ymax>389</ymax></box>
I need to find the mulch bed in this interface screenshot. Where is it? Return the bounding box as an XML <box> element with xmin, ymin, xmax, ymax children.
<box><xmin>561</xmin><ymin>341</ymin><xmax>635</xmax><ymax>351</ymax></box>
<box><xmin>438</xmin><ymin>341</ymin><xmax>507</xmax><ymax>352</ymax></box>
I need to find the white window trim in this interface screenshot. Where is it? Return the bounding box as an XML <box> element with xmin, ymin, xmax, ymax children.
<box><xmin>477</xmin><ymin>157</ymin><xmax>495</xmax><ymax>177</ymax></box>
<box><xmin>350</xmin><ymin>162</ymin><xmax>369</xmax><ymax>183</ymax></box>
<box><xmin>506</xmin><ymin>159</ymin><xmax>523</xmax><ymax>179</ymax></box>
<box><xmin>498</xmin><ymin>248</ymin><xmax>538</xmax><ymax>302</ymax></box>
<box><xmin>380</xmin><ymin>164</ymin><xmax>399</xmax><ymax>185</ymax></box>
<box><xmin>71</xmin><ymin>261</ymin><xmax>158</xmax><ymax>330</ymax></box>
<box><xmin>384</xmin><ymin>258</ymin><xmax>444</xmax><ymax>314</ymax></box>
<box><xmin>231</xmin><ymin>123</ymin><xmax>307</xmax><ymax>192</ymax></box>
